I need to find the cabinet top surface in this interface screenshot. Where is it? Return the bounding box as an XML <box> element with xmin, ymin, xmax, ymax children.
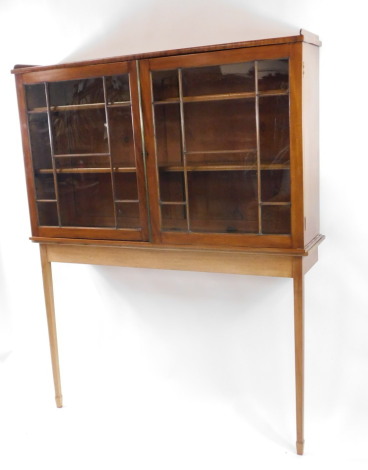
<box><xmin>12</xmin><ymin>30</ymin><xmax>320</xmax><ymax>75</ymax></box>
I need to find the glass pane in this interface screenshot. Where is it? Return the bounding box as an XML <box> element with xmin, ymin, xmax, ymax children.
<box><xmin>52</xmin><ymin>109</ymin><xmax>108</xmax><ymax>154</ymax></box>
<box><xmin>28</xmin><ymin>113</ymin><xmax>52</xmax><ymax>169</ymax></box>
<box><xmin>109</xmin><ymin>107</ymin><xmax>136</xmax><ymax>167</ymax></box>
<box><xmin>35</xmin><ymin>174</ymin><xmax>55</xmax><ymax>199</ymax></box>
<box><xmin>105</xmin><ymin>74</ymin><xmax>130</xmax><ymax>103</ymax></box>
<box><xmin>152</xmin><ymin>70</ymin><xmax>179</xmax><ymax>101</ymax></box>
<box><xmin>261</xmin><ymin>170</ymin><xmax>290</xmax><ymax>203</ymax></box>
<box><xmin>188</xmin><ymin>170</ymin><xmax>258</xmax><ymax>233</ymax></box>
<box><xmin>154</xmin><ymin>103</ymin><xmax>182</xmax><ymax>166</ymax></box>
<box><xmin>186</xmin><ymin>151</ymin><xmax>257</xmax><ymax>168</ymax></box>
<box><xmin>184</xmin><ymin>99</ymin><xmax>256</xmax><ymax>153</ymax></box>
<box><xmin>159</xmin><ymin>171</ymin><xmax>185</xmax><ymax>202</ymax></box>
<box><xmin>259</xmin><ymin>95</ymin><xmax>289</xmax><ymax>164</ymax></box>
<box><xmin>114</xmin><ymin>172</ymin><xmax>138</xmax><ymax>200</ymax></box>
<box><xmin>262</xmin><ymin>205</ymin><xmax>290</xmax><ymax>234</ymax></box>
<box><xmin>116</xmin><ymin>202</ymin><xmax>140</xmax><ymax>228</ymax></box>
<box><xmin>57</xmin><ymin>173</ymin><xmax>114</xmax><ymax>227</ymax></box>
<box><xmin>258</xmin><ymin>59</ymin><xmax>289</xmax><ymax>92</ymax></box>
<box><xmin>182</xmin><ymin>62</ymin><xmax>255</xmax><ymax>96</ymax></box>
<box><xmin>37</xmin><ymin>202</ymin><xmax>58</xmax><ymax>226</ymax></box>
<box><xmin>161</xmin><ymin>204</ymin><xmax>187</xmax><ymax>231</ymax></box>
<box><xmin>25</xmin><ymin>84</ymin><xmax>46</xmax><ymax>110</ymax></box>
<box><xmin>55</xmin><ymin>154</ymin><xmax>110</xmax><ymax>170</ymax></box>
<box><xmin>49</xmin><ymin>78</ymin><xmax>104</xmax><ymax>106</ymax></box>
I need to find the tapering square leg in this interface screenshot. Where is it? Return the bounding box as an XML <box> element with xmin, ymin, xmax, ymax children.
<box><xmin>293</xmin><ymin>258</ymin><xmax>304</xmax><ymax>455</ymax></box>
<box><xmin>40</xmin><ymin>245</ymin><xmax>63</xmax><ymax>408</ymax></box>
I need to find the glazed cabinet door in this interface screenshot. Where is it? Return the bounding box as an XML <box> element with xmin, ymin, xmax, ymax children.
<box><xmin>141</xmin><ymin>43</ymin><xmax>302</xmax><ymax>248</ymax></box>
<box><xmin>17</xmin><ymin>61</ymin><xmax>149</xmax><ymax>241</ymax></box>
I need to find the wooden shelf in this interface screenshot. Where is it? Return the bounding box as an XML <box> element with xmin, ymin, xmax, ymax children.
<box><xmin>36</xmin><ymin>167</ymin><xmax>137</xmax><ymax>174</ymax></box>
<box><xmin>54</xmin><ymin>153</ymin><xmax>110</xmax><ymax>158</ymax></box>
<box><xmin>159</xmin><ymin>164</ymin><xmax>290</xmax><ymax>172</ymax></box>
<box><xmin>158</xmin><ymin>200</ymin><xmax>289</xmax><ymax>206</ymax></box>
<box><xmin>261</xmin><ymin>201</ymin><xmax>291</xmax><ymax>206</ymax></box>
<box><xmin>153</xmin><ymin>89</ymin><xmax>288</xmax><ymax>105</ymax></box>
<box><xmin>28</xmin><ymin>101</ymin><xmax>131</xmax><ymax>113</ymax></box>
<box><xmin>35</xmin><ymin>164</ymin><xmax>289</xmax><ymax>175</ymax></box>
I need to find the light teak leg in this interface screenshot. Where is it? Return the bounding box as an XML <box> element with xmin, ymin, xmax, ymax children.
<box><xmin>293</xmin><ymin>258</ymin><xmax>304</xmax><ymax>455</ymax></box>
<box><xmin>40</xmin><ymin>245</ymin><xmax>63</xmax><ymax>408</ymax></box>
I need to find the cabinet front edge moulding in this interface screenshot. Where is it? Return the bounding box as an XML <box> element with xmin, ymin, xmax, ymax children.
<box><xmin>11</xmin><ymin>29</ymin><xmax>321</xmax><ymax>75</ymax></box>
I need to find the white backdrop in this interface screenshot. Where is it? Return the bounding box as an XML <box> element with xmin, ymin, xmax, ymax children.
<box><xmin>1</xmin><ymin>1</ymin><xmax>367</xmax><ymax>469</ymax></box>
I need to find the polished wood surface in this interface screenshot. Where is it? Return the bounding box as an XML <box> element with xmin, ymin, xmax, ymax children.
<box><xmin>12</xmin><ymin>31</ymin><xmax>320</xmax><ymax>75</ymax></box>
<box><xmin>40</xmin><ymin>245</ymin><xmax>63</xmax><ymax>408</ymax></box>
<box><xmin>44</xmin><ymin>242</ymin><xmax>296</xmax><ymax>277</ymax></box>
<box><xmin>293</xmin><ymin>257</ymin><xmax>305</xmax><ymax>455</ymax></box>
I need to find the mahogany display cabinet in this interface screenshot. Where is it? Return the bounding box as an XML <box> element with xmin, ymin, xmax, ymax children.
<box><xmin>12</xmin><ymin>29</ymin><xmax>324</xmax><ymax>455</ymax></box>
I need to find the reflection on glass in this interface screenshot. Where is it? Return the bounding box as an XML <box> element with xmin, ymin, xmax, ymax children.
<box><xmin>57</xmin><ymin>173</ymin><xmax>114</xmax><ymax>227</ymax></box>
<box><xmin>109</xmin><ymin>107</ymin><xmax>135</xmax><ymax>167</ymax></box>
<box><xmin>52</xmin><ymin>109</ymin><xmax>108</xmax><ymax>155</ymax></box>
<box><xmin>258</xmin><ymin>59</ymin><xmax>289</xmax><ymax>91</ymax></box>
<box><xmin>35</xmin><ymin>174</ymin><xmax>56</xmax><ymax>200</ymax></box>
<box><xmin>37</xmin><ymin>202</ymin><xmax>58</xmax><ymax>226</ymax></box>
<box><xmin>154</xmin><ymin>103</ymin><xmax>182</xmax><ymax>166</ymax></box>
<box><xmin>185</xmin><ymin>99</ymin><xmax>256</xmax><ymax>152</ymax></box>
<box><xmin>116</xmin><ymin>202</ymin><xmax>140</xmax><ymax>228</ymax></box>
<box><xmin>159</xmin><ymin>171</ymin><xmax>185</xmax><ymax>202</ymax></box>
<box><xmin>28</xmin><ymin>113</ymin><xmax>52</xmax><ymax>169</ymax></box>
<box><xmin>262</xmin><ymin>205</ymin><xmax>290</xmax><ymax>234</ymax></box>
<box><xmin>188</xmin><ymin>170</ymin><xmax>258</xmax><ymax>233</ymax></box>
<box><xmin>105</xmin><ymin>74</ymin><xmax>130</xmax><ymax>103</ymax></box>
<box><xmin>259</xmin><ymin>95</ymin><xmax>289</xmax><ymax>164</ymax></box>
<box><xmin>25</xmin><ymin>84</ymin><xmax>46</xmax><ymax>110</ymax></box>
<box><xmin>161</xmin><ymin>204</ymin><xmax>187</xmax><ymax>231</ymax></box>
<box><xmin>114</xmin><ymin>172</ymin><xmax>138</xmax><ymax>200</ymax></box>
<box><xmin>55</xmin><ymin>155</ymin><xmax>110</xmax><ymax>170</ymax></box>
<box><xmin>152</xmin><ymin>70</ymin><xmax>179</xmax><ymax>101</ymax></box>
<box><xmin>261</xmin><ymin>170</ymin><xmax>290</xmax><ymax>203</ymax></box>
<box><xmin>182</xmin><ymin>62</ymin><xmax>255</xmax><ymax>96</ymax></box>
<box><xmin>49</xmin><ymin>78</ymin><xmax>104</xmax><ymax>106</ymax></box>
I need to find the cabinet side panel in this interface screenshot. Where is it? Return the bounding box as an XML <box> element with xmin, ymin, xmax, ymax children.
<box><xmin>15</xmin><ymin>75</ymin><xmax>39</xmax><ymax>236</ymax></box>
<box><xmin>302</xmin><ymin>43</ymin><xmax>320</xmax><ymax>244</ymax></box>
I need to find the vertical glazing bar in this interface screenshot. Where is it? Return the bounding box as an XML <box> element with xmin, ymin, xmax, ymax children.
<box><xmin>254</xmin><ymin>61</ymin><xmax>262</xmax><ymax>234</ymax></box>
<box><xmin>102</xmin><ymin>76</ymin><xmax>118</xmax><ymax>228</ymax></box>
<box><xmin>178</xmin><ymin>68</ymin><xmax>191</xmax><ymax>232</ymax></box>
<box><xmin>45</xmin><ymin>82</ymin><xmax>62</xmax><ymax>227</ymax></box>
<box><xmin>136</xmin><ymin>60</ymin><xmax>152</xmax><ymax>240</ymax></box>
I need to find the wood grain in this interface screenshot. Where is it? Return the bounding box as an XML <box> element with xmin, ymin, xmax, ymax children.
<box><xmin>293</xmin><ymin>257</ymin><xmax>304</xmax><ymax>455</ymax></box>
<box><xmin>45</xmin><ymin>243</ymin><xmax>295</xmax><ymax>277</ymax></box>
<box><xmin>40</xmin><ymin>245</ymin><xmax>63</xmax><ymax>408</ymax></box>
